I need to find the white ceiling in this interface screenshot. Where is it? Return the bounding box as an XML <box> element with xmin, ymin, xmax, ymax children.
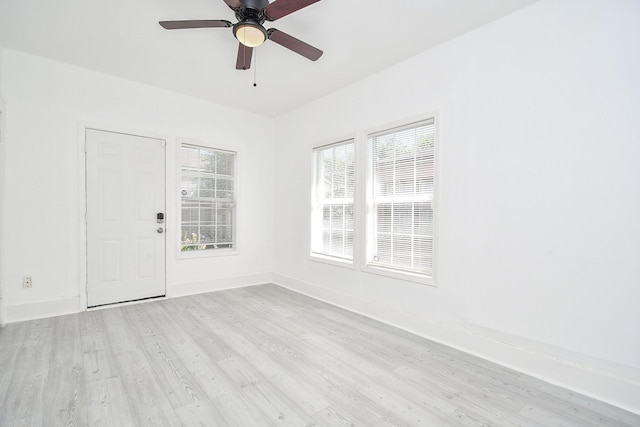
<box><xmin>0</xmin><ymin>0</ymin><xmax>538</xmax><ymax>117</ymax></box>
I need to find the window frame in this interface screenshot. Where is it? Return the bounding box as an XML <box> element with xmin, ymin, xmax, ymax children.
<box><xmin>309</xmin><ymin>138</ymin><xmax>356</xmax><ymax>268</ymax></box>
<box><xmin>362</xmin><ymin>115</ymin><xmax>438</xmax><ymax>286</ymax></box>
<box><xmin>177</xmin><ymin>142</ymin><xmax>239</xmax><ymax>259</ymax></box>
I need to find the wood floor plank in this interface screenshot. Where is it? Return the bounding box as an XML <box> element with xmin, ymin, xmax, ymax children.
<box><xmin>370</xmin><ymin>371</ymin><xmax>459</xmax><ymax>418</ymax></box>
<box><xmin>1</xmin><ymin>284</ymin><xmax>639</xmax><ymax>427</ymax></box>
<box><xmin>520</xmin><ymin>401</ymin><xmax>635</xmax><ymax>427</ymax></box>
<box><xmin>528</xmin><ymin>380</ymin><xmax>640</xmax><ymax>426</ymax></box>
<box><xmin>0</xmin><ymin>320</ymin><xmax>28</xmax><ymax>418</ymax></box>
<box><xmin>322</xmin><ymin>386</ymin><xmax>412</xmax><ymax>426</ymax></box>
<box><xmin>167</xmin><ymin>296</ymin><xmax>308</xmax><ymax>425</ymax></box>
<box><xmin>142</xmin><ymin>304</ymin><xmax>269</xmax><ymax>426</ymax></box>
<box><xmin>114</xmin><ymin>350</ymin><xmax>183</xmax><ymax>423</ymax></box>
<box><xmin>393</xmin><ymin>362</ymin><xmax>530</xmax><ymax>416</ymax></box>
<box><xmin>0</xmin><ymin>318</ymin><xmax>55</xmax><ymax>426</ymax></box>
<box><xmin>174</xmin><ymin>400</ymin><xmax>228</xmax><ymax>426</ymax></box>
<box><xmin>42</xmin><ymin>314</ymin><xmax>87</xmax><ymax>427</ymax></box>
<box><xmin>119</xmin><ymin>304</ymin><xmax>205</xmax><ymax>411</ymax></box>
<box><xmin>310</xmin><ymin>405</ymin><xmax>358</xmax><ymax>426</ymax></box>
<box><xmin>81</xmin><ymin>314</ymin><xmax>121</xmax><ymax>384</ymax></box>
<box><xmin>217</xmin><ymin>356</ymin><xmax>314</xmax><ymax>425</ymax></box>
<box><xmin>85</xmin><ymin>376</ymin><xmax>136</xmax><ymax>427</ymax></box>
<box><xmin>358</xmin><ymin>381</ymin><xmax>450</xmax><ymax>425</ymax></box>
<box><xmin>160</xmin><ymin>297</ymin><xmax>235</xmax><ymax>363</ymax></box>
<box><xmin>445</xmin><ymin>403</ymin><xmax>535</xmax><ymax>427</ymax></box>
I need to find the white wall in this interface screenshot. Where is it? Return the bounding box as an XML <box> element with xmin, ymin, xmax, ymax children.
<box><xmin>273</xmin><ymin>0</ymin><xmax>640</xmax><ymax>413</ymax></box>
<box><xmin>0</xmin><ymin>48</ymin><xmax>275</xmax><ymax>321</ymax></box>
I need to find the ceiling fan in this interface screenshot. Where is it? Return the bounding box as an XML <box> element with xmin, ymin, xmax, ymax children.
<box><xmin>159</xmin><ymin>0</ymin><xmax>323</xmax><ymax>70</ymax></box>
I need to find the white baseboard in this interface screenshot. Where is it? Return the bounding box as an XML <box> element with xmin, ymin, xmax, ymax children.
<box><xmin>6</xmin><ymin>296</ymin><xmax>81</xmax><ymax>323</ymax></box>
<box><xmin>4</xmin><ymin>272</ymin><xmax>273</xmax><ymax>324</ymax></box>
<box><xmin>272</xmin><ymin>272</ymin><xmax>640</xmax><ymax>415</ymax></box>
<box><xmin>170</xmin><ymin>272</ymin><xmax>273</xmax><ymax>298</ymax></box>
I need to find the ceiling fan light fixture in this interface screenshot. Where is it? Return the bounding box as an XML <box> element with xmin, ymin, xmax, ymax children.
<box><xmin>233</xmin><ymin>21</ymin><xmax>267</xmax><ymax>47</ymax></box>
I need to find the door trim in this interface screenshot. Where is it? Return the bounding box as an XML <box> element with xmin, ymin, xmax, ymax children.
<box><xmin>0</xmin><ymin>97</ymin><xmax>6</xmax><ymax>327</ymax></box>
<box><xmin>78</xmin><ymin>123</ymin><xmax>173</xmax><ymax>311</ymax></box>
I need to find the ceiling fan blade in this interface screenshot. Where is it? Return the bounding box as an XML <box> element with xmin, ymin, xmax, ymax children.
<box><xmin>236</xmin><ymin>43</ymin><xmax>253</xmax><ymax>70</ymax></box>
<box><xmin>222</xmin><ymin>0</ymin><xmax>243</xmax><ymax>9</ymax></box>
<box><xmin>159</xmin><ymin>20</ymin><xmax>232</xmax><ymax>30</ymax></box>
<box><xmin>267</xmin><ymin>29</ymin><xmax>323</xmax><ymax>61</ymax></box>
<box><xmin>264</xmin><ymin>0</ymin><xmax>320</xmax><ymax>21</ymax></box>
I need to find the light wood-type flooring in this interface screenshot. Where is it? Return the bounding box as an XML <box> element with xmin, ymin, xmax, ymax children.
<box><xmin>1</xmin><ymin>284</ymin><xmax>638</xmax><ymax>426</ymax></box>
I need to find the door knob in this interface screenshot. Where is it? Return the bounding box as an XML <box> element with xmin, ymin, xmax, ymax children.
<box><xmin>157</xmin><ymin>228</ymin><xmax>164</xmax><ymax>234</ymax></box>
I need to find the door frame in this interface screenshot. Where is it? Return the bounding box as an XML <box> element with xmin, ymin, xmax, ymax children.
<box><xmin>78</xmin><ymin>123</ymin><xmax>175</xmax><ymax>311</ymax></box>
<box><xmin>0</xmin><ymin>97</ymin><xmax>6</xmax><ymax>326</ymax></box>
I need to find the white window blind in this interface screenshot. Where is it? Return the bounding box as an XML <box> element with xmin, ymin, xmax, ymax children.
<box><xmin>367</xmin><ymin>119</ymin><xmax>435</xmax><ymax>276</ymax></box>
<box><xmin>311</xmin><ymin>140</ymin><xmax>355</xmax><ymax>261</ymax></box>
<box><xmin>180</xmin><ymin>144</ymin><xmax>236</xmax><ymax>252</ymax></box>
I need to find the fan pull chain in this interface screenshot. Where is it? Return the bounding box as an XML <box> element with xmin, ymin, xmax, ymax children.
<box><xmin>253</xmin><ymin>48</ymin><xmax>258</xmax><ymax>87</ymax></box>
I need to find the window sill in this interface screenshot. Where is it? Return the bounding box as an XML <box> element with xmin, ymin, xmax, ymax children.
<box><xmin>362</xmin><ymin>264</ymin><xmax>436</xmax><ymax>286</ymax></box>
<box><xmin>177</xmin><ymin>248</ymin><xmax>239</xmax><ymax>260</ymax></box>
<box><xmin>308</xmin><ymin>253</ymin><xmax>356</xmax><ymax>270</ymax></box>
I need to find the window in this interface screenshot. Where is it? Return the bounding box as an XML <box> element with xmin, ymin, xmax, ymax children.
<box><xmin>311</xmin><ymin>140</ymin><xmax>355</xmax><ymax>262</ymax></box>
<box><xmin>180</xmin><ymin>144</ymin><xmax>236</xmax><ymax>252</ymax></box>
<box><xmin>366</xmin><ymin>119</ymin><xmax>435</xmax><ymax>277</ymax></box>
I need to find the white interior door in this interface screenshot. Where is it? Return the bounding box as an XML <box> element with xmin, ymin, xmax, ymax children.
<box><xmin>86</xmin><ymin>129</ymin><xmax>166</xmax><ymax>307</ymax></box>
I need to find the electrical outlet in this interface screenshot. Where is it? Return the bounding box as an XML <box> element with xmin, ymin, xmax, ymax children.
<box><xmin>23</xmin><ymin>276</ymin><xmax>32</xmax><ymax>288</ymax></box>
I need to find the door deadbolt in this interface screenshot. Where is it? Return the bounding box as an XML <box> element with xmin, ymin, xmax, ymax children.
<box><xmin>157</xmin><ymin>212</ymin><xmax>165</xmax><ymax>223</ymax></box>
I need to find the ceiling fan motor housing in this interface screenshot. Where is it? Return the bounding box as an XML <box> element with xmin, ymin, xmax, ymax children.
<box><xmin>234</xmin><ymin>5</ymin><xmax>267</xmax><ymax>24</ymax></box>
<box><xmin>239</xmin><ymin>0</ymin><xmax>269</xmax><ymax>11</ymax></box>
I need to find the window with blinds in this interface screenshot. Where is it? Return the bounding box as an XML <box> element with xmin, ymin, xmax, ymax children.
<box><xmin>180</xmin><ymin>144</ymin><xmax>236</xmax><ymax>252</ymax></box>
<box><xmin>311</xmin><ymin>140</ymin><xmax>355</xmax><ymax>262</ymax></box>
<box><xmin>367</xmin><ymin>119</ymin><xmax>435</xmax><ymax>277</ymax></box>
